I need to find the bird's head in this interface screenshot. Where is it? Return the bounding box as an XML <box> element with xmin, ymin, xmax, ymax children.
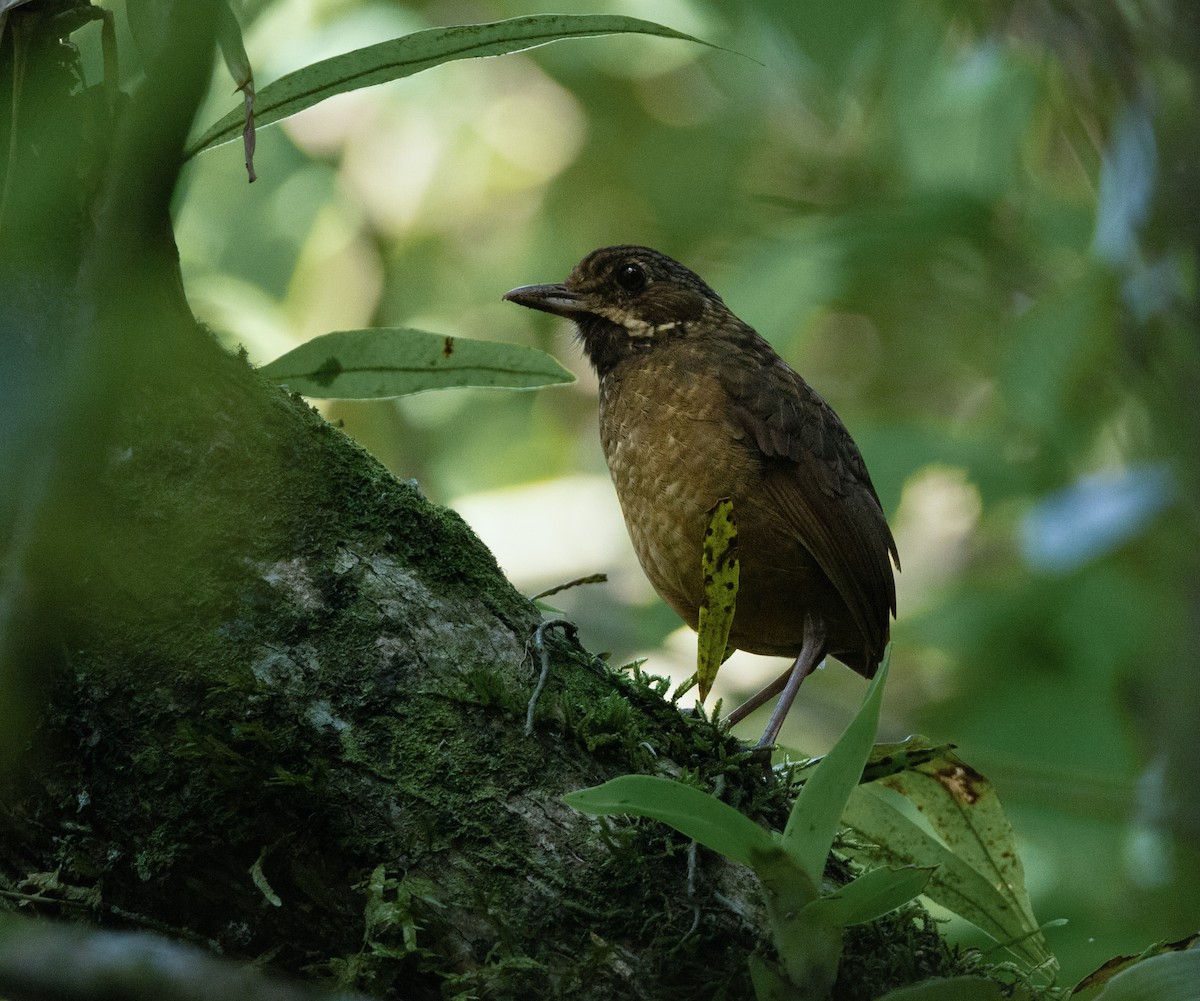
<box><xmin>504</xmin><ymin>245</ymin><xmax>728</xmax><ymax>375</ymax></box>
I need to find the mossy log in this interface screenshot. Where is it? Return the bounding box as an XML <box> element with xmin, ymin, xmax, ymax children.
<box><xmin>1</xmin><ymin>335</ymin><xmax>971</xmax><ymax>1000</ymax></box>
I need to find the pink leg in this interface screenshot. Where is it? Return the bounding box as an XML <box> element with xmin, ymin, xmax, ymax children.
<box><xmin>757</xmin><ymin>615</ymin><xmax>827</xmax><ymax>749</ymax></box>
<box><xmin>723</xmin><ymin>665</ymin><xmax>794</xmax><ymax>727</ymax></box>
<box><xmin>721</xmin><ymin>615</ymin><xmax>828</xmax><ymax>748</ymax></box>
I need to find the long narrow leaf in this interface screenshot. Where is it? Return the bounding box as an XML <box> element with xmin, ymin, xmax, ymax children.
<box><xmin>790</xmin><ymin>736</ymin><xmax>956</xmax><ymax>787</ymax></box>
<box><xmin>783</xmin><ymin>661</ymin><xmax>889</xmax><ymax>884</ymax></box>
<box><xmin>748</xmin><ymin>953</ymin><xmax>795</xmax><ymax>1001</ymax></box>
<box><xmin>259</xmin><ymin>327</ymin><xmax>573</xmax><ymax>399</ymax></box>
<box><xmin>753</xmin><ymin>846</ymin><xmax>837</xmax><ymax>994</ymax></box>
<box><xmin>187</xmin><ymin>14</ymin><xmax>720</xmax><ymax>157</ymax></box>
<box><xmin>564</xmin><ymin>775</ymin><xmax>776</xmax><ymax>868</ymax></box>
<box><xmin>841</xmin><ymin>785</ymin><xmax>1052</xmax><ymax>970</ymax></box>
<box><xmin>875</xmin><ymin>751</ymin><xmax>1054</xmax><ymax>971</ymax></box>
<box><xmin>215</xmin><ymin>1</ymin><xmax>256</xmax><ymax>180</ymax></box>
<box><xmin>804</xmin><ymin>864</ymin><xmax>935</xmax><ymax>928</ymax></box>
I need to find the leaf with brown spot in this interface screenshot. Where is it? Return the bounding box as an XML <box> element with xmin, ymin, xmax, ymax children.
<box><xmin>841</xmin><ymin>743</ymin><xmax>1057</xmax><ymax>976</ymax></box>
<box><xmin>260</xmin><ymin>327</ymin><xmax>574</xmax><ymax>399</ymax></box>
<box><xmin>931</xmin><ymin>761</ymin><xmax>986</xmax><ymax>805</ymax></box>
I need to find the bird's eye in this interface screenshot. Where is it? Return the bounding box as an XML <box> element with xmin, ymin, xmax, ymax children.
<box><xmin>615</xmin><ymin>262</ymin><xmax>647</xmax><ymax>294</ymax></box>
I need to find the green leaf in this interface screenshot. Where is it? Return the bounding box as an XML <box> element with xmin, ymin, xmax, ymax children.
<box><xmin>216</xmin><ymin>2</ymin><xmax>252</xmax><ymax>90</ymax></box>
<box><xmin>1090</xmin><ymin>949</ymin><xmax>1200</xmax><ymax>1001</ymax></box>
<box><xmin>564</xmin><ymin>775</ymin><xmax>777</xmax><ymax>869</ymax></box>
<box><xmin>1000</xmin><ymin>266</ymin><xmax>1114</xmax><ymax>437</ymax></box>
<box><xmin>874</xmin><ymin>750</ymin><xmax>1053</xmax><ymax>972</ymax></box>
<box><xmin>874</xmin><ymin>975</ymin><xmax>1011</xmax><ymax>1001</ymax></box>
<box><xmin>696</xmin><ymin>497</ymin><xmax>738</xmax><ymax>702</ymax></box>
<box><xmin>860</xmin><ymin>737</ymin><xmax>958</xmax><ymax>782</ymax></box>
<box><xmin>259</xmin><ymin>328</ymin><xmax>574</xmax><ymax>399</ymax></box>
<box><xmin>841</xmin><ymin>781</ymin><xmax>1053</xmax><ymax>971</ymax></box>
<box><xmin>753</xmin><ymin>845</ymin><xmax>840</xmax><ymax>996</ymax></box>
<box><xmin>1072</xmin><ymin>935</ymin><xmax>1200</xmax><ymax>1000</ymax></box>
<box><xmin>804</xmin><ymin>864</ymin><xmax>934</xmax><ymax>928</ymax></box>
<box><xmin>748</xmin><ymin>953</ymin><xmax>795</xmax><ymax>1001</ymax></box>
<box><xmin>793</xmin><ymin>734</ymin><xmax>957</xmax><ymax>786</ymax></box>
<box><xmin>783</xmin><ymin>660</ymin><xmax>889</xmax><ymax>884</ymax></box>
<box><xmin>187</xmin><ymin>14</ymin><xmax>719</xmax><ymax>158</ymax></box>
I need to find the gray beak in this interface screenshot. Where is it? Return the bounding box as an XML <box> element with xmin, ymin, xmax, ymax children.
<box><xmin>503</xmin><ymin>283</ymin><xmax>586</xmax><ymax>318</ymax></box>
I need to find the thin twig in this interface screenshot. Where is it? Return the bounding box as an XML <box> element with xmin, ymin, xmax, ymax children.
<box><xmin>529</xmin><ymin>573</ymin><xmax>607</xmax><ymax>602</ymax></box>
<box><xmin>684</xmin><ymin>840</ymin><xmax>701</xmax><ymax>939</ymax></box>
<box><xmin>525</xmin><ymin>618</ymin><xmax>578</xmax><ymax>736</ymax></box>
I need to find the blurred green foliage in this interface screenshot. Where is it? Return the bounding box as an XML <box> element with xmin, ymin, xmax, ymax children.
<box><xmin>14</xmin><ymin>0</ymin><xmax>1198</xmax><ymax>988</ymax></box>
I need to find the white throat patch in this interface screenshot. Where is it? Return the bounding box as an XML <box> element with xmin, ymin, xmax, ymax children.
<box><xmin>594</xmin><ymin>304</ymin><xmax>680</xmax><ymax>338</ymax></box>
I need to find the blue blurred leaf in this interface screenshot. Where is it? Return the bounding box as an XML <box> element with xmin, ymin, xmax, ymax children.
<box><xmin>1122</xmin><ymin>257</ymin><xmax>1183</xmax><ymax>324</ymax></box>
<box><xmin>1019</xmin><ymin>464</ymin><xmax>1174</xmax><ymax>573</ymax></box>
<box><xmin>1092</xmin><ymin>104</ymin><xmax>1157</xmax><ymax>267</ymax></box>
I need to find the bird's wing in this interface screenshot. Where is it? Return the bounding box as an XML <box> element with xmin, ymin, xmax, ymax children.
<box><xmin>719</xmin><ymin>340</ymin><xmax>898</xmax><ymax>659</ymax></box>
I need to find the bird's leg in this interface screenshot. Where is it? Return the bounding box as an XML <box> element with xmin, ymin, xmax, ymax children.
<box><xmin>722</xmin><ymin>666</ymin><xmax>794</xmax><ymax>726</ymax></box>
<box><xmin>756</xmin><ymin>614</ymin><xmax>827</xmax><ymax>749</ymax></box>
<box><xmin>722</xmin><ymin>614</ymin><xmax>830</xmax><ymax>734</ymax></box>
<box><xmin>722</xmin><ymin>614</ymin><xmax>828</xmax><ymax>748</ymax></box>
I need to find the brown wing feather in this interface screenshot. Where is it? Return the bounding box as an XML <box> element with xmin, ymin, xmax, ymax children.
<box><xmin>719</xmin><ymin>329</ymin><xmax>898</xmax><ymax>662</ymax></box>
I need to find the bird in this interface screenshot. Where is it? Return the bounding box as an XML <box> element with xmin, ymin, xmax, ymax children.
<box><xmin>504</xmin><ymin>246</ymin><xmax>898</xmax><ymax>749</ymax></box>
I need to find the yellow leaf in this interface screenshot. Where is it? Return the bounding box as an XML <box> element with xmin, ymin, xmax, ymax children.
<box><xmin>697</xmin><ymin>497</ymin><xmax>738</xmax><ymax>702</ymax></box>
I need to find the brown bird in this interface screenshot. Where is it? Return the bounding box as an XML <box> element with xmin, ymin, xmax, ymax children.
<box><xmin>504</xmin><ymin>246</ymin><xmax>898</xmax><ymax>749</ymax></box>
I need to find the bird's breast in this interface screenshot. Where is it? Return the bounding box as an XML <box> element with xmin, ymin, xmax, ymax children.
<box><xmin>598</xmin><ymin>355</ymin><xmax>758</xmax><ymax>631</ymax></box>
<box><xmin>596</xmin><ymin>349</ymin><xmax>867</xmax><ymax>660</ymax></box>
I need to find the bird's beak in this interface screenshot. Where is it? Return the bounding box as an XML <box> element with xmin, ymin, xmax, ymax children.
<box><xmin>503</xmin><ymin>283</ymin><xmax>587</xmax><ymax>318</ymax></box>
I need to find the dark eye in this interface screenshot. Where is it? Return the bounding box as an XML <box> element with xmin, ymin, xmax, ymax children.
<box><xmin>615</xmin><ymin>262</ymin><xmax>647</xmax><ymax>294</ymax></box>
